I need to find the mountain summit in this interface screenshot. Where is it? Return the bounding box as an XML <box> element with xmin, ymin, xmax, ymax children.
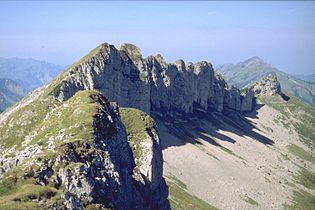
<box><xmin>217</xmin><ymin>57</ymin><xmax>315</xmax><ymax>106</ymax></box>
<box><xmin>240</xmin><ymin>56</ymin><xmax>268</xmax><ymax>67</ymax></box>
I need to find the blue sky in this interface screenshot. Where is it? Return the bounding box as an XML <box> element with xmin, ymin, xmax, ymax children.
<box><xmin>0</xmin><ymin>1</ymin><xmax>314</xmax><ymax>75</ymax></box>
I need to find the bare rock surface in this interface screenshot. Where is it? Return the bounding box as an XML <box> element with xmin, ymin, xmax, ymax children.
<box><xmin>252</xmin><ymin>73</ymin><xmax>282</xmax><ymax>97</ymax></box>
<box><xmin>48</xmin><ymin>42</ymin><xmax>254</xmax><ymax>114</ymax></box>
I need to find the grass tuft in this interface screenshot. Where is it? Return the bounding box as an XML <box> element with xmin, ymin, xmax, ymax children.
<box><xmin>166</xmin><ymin>176</ymin><xmax>218</xmax><ymax>210</ymax></box>
<box><xmin>240</xmin><ymin>195</ymin><xmax>259</xmax><ymax>206</ymax></box>
<box><xmin>287</xmin><ymin>144</ymin><xmax>315</xmax><ymax>165</ymax></box>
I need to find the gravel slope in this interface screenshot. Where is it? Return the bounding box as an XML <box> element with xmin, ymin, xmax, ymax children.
<box><xmin>158</xmin><ymin>103</ymin><xmax>314</xmax><ymax>209</ymax></box>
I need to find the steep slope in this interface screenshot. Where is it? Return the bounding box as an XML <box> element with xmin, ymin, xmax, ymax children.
<box><xmin>0</xmin><ymin>57</ymin><xmax>63</xmax><ymax>90</ymax></box>
<box><xmin>216</xmin><ymin>56</ymin><xmax>315</xmax><ymax>106</ymax></box>
<box><xmin>0</xmin><ymin>78</ymin><xmax>27</xmax><ymax>112</ymax></box>
<box><xmin>159</xmin><ymin>75</ymin><xmax>314</xmax><ymax>210</ymax></box>
<box><xmin>0</xmin><ymin>89</ymin><xmax>170</xmax><ymax>209</ymax></box>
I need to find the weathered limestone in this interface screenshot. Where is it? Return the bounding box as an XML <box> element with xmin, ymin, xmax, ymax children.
<box><xmin>252</xmin><ymin>73</ymin><xmax>282</xmax><ymax>97</ymax></box>
<box><xmin>51</xmin><ymin>43</ymin><xmax>254</xmax><ymax>115</ymax></box>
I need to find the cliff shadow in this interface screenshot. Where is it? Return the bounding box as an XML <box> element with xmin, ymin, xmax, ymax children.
<box><xmin>154</xmin><ymin>103</ymin><xmax>274</xmax><ymax>152</ymax></box>
<box><xmin>110</xmin><ymin>51</ymin><xmax>274</xmax><ymax>152</ymax></box>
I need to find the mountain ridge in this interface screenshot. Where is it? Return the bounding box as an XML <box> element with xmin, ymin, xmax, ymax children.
<box><xmin>216</xmin><ymin>57</ymin><xmax>315</xmax><ymax>106</ymax></box>
<box><xmin>0</xmin><ymin>43</ymin><xmax>314</xmax><ymax>209</ymax></box>
<box><xmin>44</xmin><ymin>42</ymin><xmax>254</xmax><ymax>116</ymax></box>
<box><xmin>0</xmin><ymin>78</ymin><xmax>27</xmax><ymax>112</ymax></box>
<box><xmin>0</xmin><ymin>57</ymin><xmax>63</xmax><ymax>90</ymax></box>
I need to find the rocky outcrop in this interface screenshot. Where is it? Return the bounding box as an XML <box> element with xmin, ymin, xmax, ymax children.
<box><xmin>49</xmin><ymin>42</ymin><xmax>254</xmax><ymax>115</ymax></box>
<box><xmin>0</xmin><ymin>90</ymin><xmax>170</xmax><ymax>209</ymax></box>
<box><xmin>120</xmin><ymin>108</ymin><xmax>170</xmax><ymax>210</ymax></box>
<box><xmin>252</xmin><ymin>73</ymin><xmax>282</xmax><ymax>97</ymax></box>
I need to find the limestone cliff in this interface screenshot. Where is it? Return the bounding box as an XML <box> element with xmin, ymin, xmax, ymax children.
<box><xmin>48</xmin><ymin>43</ymin><xmax>254</xmax><ymax>115</ymax></box>
<box><xmin>120</xmin><ymin>108</ymin><xmax>169</xmax><ymax>209</ymax></box>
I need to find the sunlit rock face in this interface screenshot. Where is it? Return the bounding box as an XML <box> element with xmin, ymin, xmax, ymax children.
<box><xmin>52</xmin><ymin>42</ymin><xmax>254</xmax><ymax>115</ymax></box>
<box><xmin>252</xmin><ymin>73</ymin><xmax>282</xmax><ymax>97</ymax></box>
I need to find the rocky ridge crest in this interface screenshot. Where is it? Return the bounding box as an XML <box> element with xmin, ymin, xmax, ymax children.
<box><xmin>252</xmin><ymin>73</ymin><xmax>282</xmax><ymax>97</ymax></box>
<box><xmin>48</xmin><ymin>43</ymin><xmax>254</xmax><ymax>115</ymax></box>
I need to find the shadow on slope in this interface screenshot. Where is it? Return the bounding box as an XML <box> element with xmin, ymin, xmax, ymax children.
<box><xmin>154</xmin><ymin>103</ymin><xmax>274</xmax><ymax>151</ymax></box>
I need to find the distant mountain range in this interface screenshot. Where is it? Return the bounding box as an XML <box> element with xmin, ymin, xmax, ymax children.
<box><xmin>0</xmin><ymin>57</ymin><xmax>63</xmax><ymax>90</ymax></box>
<box><xmin>216</xmin><ymin>56</ymin><xmax>315</xmax><ymax>106</ymax></box>
<box><xmin>0</xmin><ymin>57</ymin><xmax>63</xmax><ymax>111</ymax></box>
<box><xmin>0</xmin><ymin>78</ymin><xmax>27</xmax><ymax>112</ymax></box>
<box><xmin>293</xmin><ymin>74</ymin><xmax>315</xmax><ymax>83</ymax></box>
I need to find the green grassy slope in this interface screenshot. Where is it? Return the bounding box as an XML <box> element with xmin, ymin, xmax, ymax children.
<box><xmin>0</xmin><ymin>90</ymin><xmax>111</xmax><ymax>209</ymax></box>
<box><xmin>166</xmin><ymin>176</ymin><xmax>219</xmax><ymax>210</ymax></box>
<box><xmin>120</xmin><ymin>108</ymin><xmax>155</xmax><ymax>165</ymax></box>
<box><xmin>258</xmin><ymin>93</ymin><xmax>315</xmax><ymax>148</ymax></box>
<box><xmin>258</xmin><ymin>94</ymin><xmax>315</xmax><ymax>209</ymax></box>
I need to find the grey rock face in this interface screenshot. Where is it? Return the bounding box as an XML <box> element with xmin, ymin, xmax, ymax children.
<box><xmin>252</xmin><ymin>73</ymin><xmax>282</xmax><ymax>97</ymax></box>
<box><xmin>50</xmin><ymin>43</ymin><xmax>254</xmax><ymax>115</ymax></box>
<box><xmin>49</xmin><ymin>93</ymin><xmax>168</xmax><ymax>209</ymax></box>
<box><xmin>56</xmin><ymin>105</ymin><xmax>136</xmax><ymax>209</ymax></box>
<box><xmin>0</xmin><ymin>90</ymin><xmax>170</xmax><ymax>210</ymax></box>
<box><xmin>131</xmin><ymin>123</ymin><xmax>170</xmax><ymax>210</ymax></box>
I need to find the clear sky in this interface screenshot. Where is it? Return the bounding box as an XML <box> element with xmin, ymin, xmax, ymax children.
<box><xmin>0</xmin><ymin>1</ymin><xmax>314</xmax><ymax>75</ymax></box>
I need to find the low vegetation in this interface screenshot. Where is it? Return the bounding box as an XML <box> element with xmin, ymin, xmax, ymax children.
<box><xmin>284</xmin><ymin>190</ymin><xmax>315</xmax><ymax>210</ymax></box>
<box><xmin>166</xmin><ymin>176</ymin><xmax>218</xmax><ymax>210</ymax></box>
<box><xmin>0</xmin><ymin>166</ymin><xmax>63</xmax><ymax>210</ymax></box>
<box><xmin>258</xmin><ymin>92</ymin><xmax>315</xmax><ymax>148</ymax></box>
<box><xmin>294</xmin><ymin>167</ymin><xmax>315</xmax><ymax>190</ymax></box>
<box><xmin>287</xmin><ymin>144</ymin><xmax>315</xmax><ymax>165</ymax></box>
<box><xmin>120</xmin><ymin>107</ymin><xmax>155</xmax><ymax>163</ymax></box>
<box><xmin>240</xmin><ymin>195</ymin><xmax>259</xmax><ymax>206</ymax></box>
<box><xmin>0</xmin><ymin>90</ymin><xmax>113</xmax><ymax>208</ymax></box>
<box><xmin>0</xmin><ymin>98</ymin><xmax>58</xmax><ymax>149</ymax></box>
<box><xmin>258</xmin><ymin>93</ymin><xmax>315</xmax><ymax>210</ymax></box>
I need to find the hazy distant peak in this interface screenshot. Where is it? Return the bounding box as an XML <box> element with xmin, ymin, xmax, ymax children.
<box><xmin>215</xmin><ymin>63</ymin><xmax>234</xmax><ymax>72</ymax></box>
<box><xmin>240</xmin><ymin>56</ymin><xmax>270</xmax><ymax>67</ymax></box>
<box><xmin>0</xmin><ymin>57</ymin><xmax>63</xmax><ymax>90</ymax></box>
